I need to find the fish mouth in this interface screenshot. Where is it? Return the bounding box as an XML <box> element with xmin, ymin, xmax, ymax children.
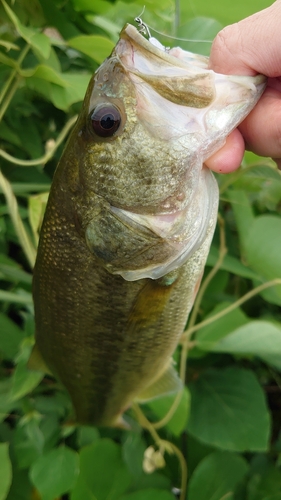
<box><xmin>85</xmin><ymin>167</ymin><xmax>218</xmax><ymax>281</ymax></box>
<box><xmin>117</xmin><ymin>23</ymin><xmax>210</xmax><ymax>74</ymax></box>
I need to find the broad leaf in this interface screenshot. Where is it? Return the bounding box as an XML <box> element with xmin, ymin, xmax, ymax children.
<box><xmin>122</xmin><ymin>432</ymin><xmax>146</xmax><ymax>478</ymax></box>
<box><xmin>21</xmin><ymin>65</ymin><xmax>68</xmax><ymax>86</ymax></box>
<box><xmin>0</xmin><ymin>313</ymin><xmax>23</xmax><ymax>359</ymax></box>
<box><xmin>13</xmin><ymin>418</ymin><xmax>45</xmax><ymax>469</ymax></box>
<box><xmin>68</xmin><ymin>35</ymin><xmax>115</xmax><ymax>63</ymax></box>
<box><xmin>195</xmin><ymin>302</ymin><xmax>249</xmax><ymax>345</ymax></box>
<box><xmin>247</xmin><ymin>461</ymin><xmax>281</xmax><ymax>500</ymax></box>
<box><xmin>147</xmin><ymin>387</ymin><xmax>190</xmax><ymax>436</ymax></box>
<box><xmin>10</xmin><ymin>341</ymin><xmax>44</xmax><ymax>400</ymax></box>
<box><xmin>200</xmin><ymin>320</ymin><xmax>281</xmax><ymax>369</ymax></box>
<box><xmin>244</xmin><ymin>216</ymin><xmax>281</xmax><ymax>303</ymax></box>
<box><xmin>50</xmin><ymin>73</ymin><xmax>91</xmax><ymax>110</ymax></box>
<box><xmin>187</xmin><ymin>367</ymin><xmax>270</xmax><ymax>451</ymax></box>
<box><xmin>207</xmin><ymin>246</ymin><xmax>261</xmax><ymax>280</ymax></box>
<box><xmin>120</xmin><ymin>489</ymin><xmax>175</xmax><ymax>500</ymax></box>
<box><xmin>0</xmin><ymin>443</ymin><xmax>12</xmax><ymax>500</ymax></box>
<box><xmin>188</xmin><ymin>451</ymin><xmax>248</xmax><ymax>500</ymax></box>
<box><xmin>30</xmin><ymin>446</ymin><xmax>79</xmax><ymax>500</ymax></box>
<box><xmin>71</xmin><ymin>439</ymin><xmax>131</xmax><ymax>500</ymax></box>
<box><xmin>180</xmin><ymin>0</ymin><xmax>271</xmax><ymax>26</ymax></box>
<box><xmin>2</xmin><ymin>0</ymin><xmax>51</xmax><ymax>59</ymax></box>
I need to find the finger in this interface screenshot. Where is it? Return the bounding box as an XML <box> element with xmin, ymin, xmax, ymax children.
<box><xmin>205</xmin><ymin>129</ymin><xmax>245</xmax><ymax>173</ymax></box>
<box><xmin>238</xmin><ymin>87</ymin><xmax>281</xmax><ymax>157</ymax></box>
<box><xmin>209</xmin><ymin>2</ymin><xmax>281</xmax><ymax>77</ymax></box>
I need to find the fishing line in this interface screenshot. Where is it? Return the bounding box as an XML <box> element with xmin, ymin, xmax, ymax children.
<box><xmin>134</xmin><ymin>8</ymin><xmax>212</xmax><ymax>44</ymax></box>
<box><xmin>146</xmin><ymin>25</ymin><xmax>212</xmax><ymax>44</ymax></box>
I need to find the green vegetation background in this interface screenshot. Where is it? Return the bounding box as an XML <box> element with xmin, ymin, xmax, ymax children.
<box><xmin>1</xmin><ymin>0</ymin><xmax>281</xmax><ymax>499</ymax></box>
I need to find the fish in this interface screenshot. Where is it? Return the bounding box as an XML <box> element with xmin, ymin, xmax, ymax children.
<box><xmin>31</xmin><ymin>23</ymin><xmax>266</xmax><ymax>427</ymax></box>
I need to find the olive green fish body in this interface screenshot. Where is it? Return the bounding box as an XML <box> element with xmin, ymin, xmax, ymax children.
<box><xmin>33</xmin><ymin>24</ymin><xmax>266</xmax><ymax>427</ymax></box>
<box><xmin>33</xmin><ymin>141</ymin><xmax>214</xmax><ymax>426</ymax></box>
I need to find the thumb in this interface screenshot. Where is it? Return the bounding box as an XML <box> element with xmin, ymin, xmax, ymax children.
<box><xmin>209</xmin><ymin>1</ymin><xmax>281</xmax><ymax>77</ymax></box>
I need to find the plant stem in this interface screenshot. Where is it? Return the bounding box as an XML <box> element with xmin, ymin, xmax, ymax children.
<box><xmin>0</xmin><ymin>114</ymin><xmax>78</xmax><ymax>166</ymax></box>
<box><xmin>0</xmin><ymin>170</ymin><xmax>36</xmax><ymax>269</ymax></box>
<box><xmin>187</xmin><ymin>214</ymin><xmax>227</xmax><ymax>332</ymax></box>
<box><xmin>133</xmin><ymin>403</ymin><xmax>188</xmax><ymax>500</ymax></box>
<box><xmin>181</xmin><ymin>278</ymin><xmax>281</xmax><ymax>340</ymax></box>
<box><xmin>0</xmin><ymin>43</ymin><xmax>30</xmax><ymax>121</ymax></box>
<box><xmin>153</xmin><ymin>216</ymin><xmax>227</xmax><ymax>429</ymax></box>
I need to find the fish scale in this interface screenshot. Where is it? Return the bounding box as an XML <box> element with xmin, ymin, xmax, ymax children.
<box><xmin>32</xmin><ymin>23</ymin><xmax>266</xmax><ymax>427</ymax></box>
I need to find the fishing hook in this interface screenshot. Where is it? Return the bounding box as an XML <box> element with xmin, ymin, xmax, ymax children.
<box><xmin>134</xmin><ymin>15</ymin><xmax>151</xmax><ymax>38</ymax></box>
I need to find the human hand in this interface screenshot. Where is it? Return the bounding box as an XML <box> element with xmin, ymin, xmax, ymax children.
<box><xmin>205</xmin><ymin>0</ymin><xmax>281</xmax><ymax>172</ymax></box>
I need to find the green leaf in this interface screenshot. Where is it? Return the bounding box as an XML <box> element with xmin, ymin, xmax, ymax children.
<box><xmin>187</xmin><ymin>367</ymin><xmax>270</xmax><ymax>452</ymax></box>
<box><xmin>122</xmin><ymin>432</ymin><xmax>146</xmax><ymax>478</ymax></box>
<box><xmin>244</xmin><ymin>216</ymin><xmax>281</xmax><ymax>303</ymax></box>
<box><xmin>28</xmin><ymin>192</ymin><xmax>49</xmax><ymax>244</ymax></box>
<box><xmin>49</xmin><ymin>73</ymin><xmax>91</xmax><ymax>110</ymax></box>
<box><xmin>0</xmin><ymin>121</ymin><xmax>22</xmax><ymax>147</ymax></box>
<box><xmin>202</xmin><ymin>320</ymin><xmax>281</xmax><ymax>368</ymax></box>
<box><xmin>0</xmin><ymin>313</ymin><xmax>23</xmax><ymax>359</ymax></box>
<box><xmin>0</xmin><ymin>263</ymin><xmax>32</xmax><ymax>284</ymax></box>
<box><xmin>30</xmin><ymin>446</ymin><xmax>79</xmax><ymax>500</ymax></box>
<box><xmin>0</xmin><ymin>290</ymin><xmax>33</xmax><ymax>305</ymax></box>
<box><xmin>71</xmin><ymin>439</ymin><xmax>131</xmax><ymax>500</ymax></box>
<box><xmin>188</xmin><ymin>451</ymin><xmax>248</xmax><ymax>500</ymax></box>
<box><xmin>13</xmin><ymin>418</ymin><xmax>45</xmax><ymax>469</ymax></box>
<box><xmin>131</xmin><ymin>471</ymin><xmax>171</xmax><ymax>493</ymax></box>
<box><xmin>180</xmin><ymin>0</ymin><xmax>271</xmax><ymax>26</ymax></box>
<box><xmin>11</xmin><ymin>362</ymin><xmax>43</xmax><ymax>401</ymax></box>
<box><xmin>195</xmin><ymin>302</ymin><xmax>249</xmax><ymax>345</ymax></box>
<box><xmin>176</xmin><ymin>17</ymin><xmax>222</xmax><ymax>55</ymax></box>
<box><xmin>72</xmin><ymin>0</ymin><xmax>112</xmax><ymax>14</ymax></box>
<box><xmin>206</xmin><ymin>246</ymin><xmax>261</xmax><ymax>280</ymax></box>
<box><xmin>11</xmin><ymin>354</ymin><xmax>44</xmax><ymax>401</ymax></box>
<box><xmin>228</xmin><ymin>189</ymin><xmax>255</xmax><ymax>252</ymax></box>
<box><xmin>5</xmin><ymin>466</ymin><xmax>32</xmax><ymax>500</ymax></box>
<box><xmin>21</xmin><ymin>65</ymin><xmax>68</xmax><ymax>86</ymax></box>
<box><xmin>0</xmin><ymin>443</ymin><xmax>12</xmax><ymax>500</ymax></box>
<box><xmin>68</xmin><ymin>35</ymin><xmax>115</xmax><ymax>64</ymax></box>
<box><xmin>0</xmin><ymin>379</ymin><xmax>15</xmax><ymax>423</ymax></box>
<box><xmin>243</xmin><ymin>164</ymin><xmax>281</xmax><ymax>182</ymax></box>
<box><xmin>0</xmin><ymin>52</ymin><xmax>18</xmax><ymax>68</ymax></box>
<box><xmin>147</xmin><ymin>387</ymin><xmax>190</xmax><ymax>436</ymax></box>
<box><xmin>77</xmin><ymin>426</ymin><xmax>100</xmax><ymax>448</ymax></box>
<box><xmin>263</xmin><ymin>496</ymin><xmax>281</xmax><ymax>500</ymax></box>
<box><xmin>91</xmin><ymin>15</ymin><xmax>121</xmax><ymax>40</ymax></box>
<box><xmin>120</xmin><ymin>489</ymin><xmax>175</xmax><ymax>500</ymax></box>
<box><xmin>247</xmin><ymin>461</ymin><xmax>281</xmax><ymax>500</ymax></box>
<box><xmin>2</xmin><ymin>0</ymin><xmax>51</xmax><ymax>59</ymax></box>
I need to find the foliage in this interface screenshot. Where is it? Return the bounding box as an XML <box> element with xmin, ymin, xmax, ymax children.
<box><xmin>0</xmin><ymin>0</ymin><xmax>280</xmax><ymax>499</ymax></box>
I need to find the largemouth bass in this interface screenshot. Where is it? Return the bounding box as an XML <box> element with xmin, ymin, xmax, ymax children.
<box><xmin>32</xmin><ymin>23</ymin><xmax>265</xmax><ymax>427</ymax></box>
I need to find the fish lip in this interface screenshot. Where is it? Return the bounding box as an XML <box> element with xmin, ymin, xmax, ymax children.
<box><xmin>118</xmin><ymin>23</ymin><xmax>197</xmax><ymax>70</ymax></box>
<box><xmin>118</xmin><ymin>25</ymin><xmax>265</xmax><ymax>87</ymax></box>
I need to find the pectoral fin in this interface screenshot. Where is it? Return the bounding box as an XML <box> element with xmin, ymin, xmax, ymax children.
<box><xmin>28</xmin><ymin>343</ymin><xmax>53</xmax><ymax>375</ymax></box>
<box><xmin>136</xmin><ymin>361</ymin><xmax>182</xmax><ymax>403</ymax></box>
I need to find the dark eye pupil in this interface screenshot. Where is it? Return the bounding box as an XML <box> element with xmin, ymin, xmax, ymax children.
<box><xmin>91</xmin><ymin>105</ymin><xmax>121</xmax><ymax>138</ymax></box>
<box><xmin>101</xmin><ymin>114</ymin><xmax>115</xmax><ymax>130</ymax></box>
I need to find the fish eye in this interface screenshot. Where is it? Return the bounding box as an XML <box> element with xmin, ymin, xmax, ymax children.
<box><xmin>90</xmin><ymin>104</ymin><xmax>121</xmax><ymax>138</ymax></box>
